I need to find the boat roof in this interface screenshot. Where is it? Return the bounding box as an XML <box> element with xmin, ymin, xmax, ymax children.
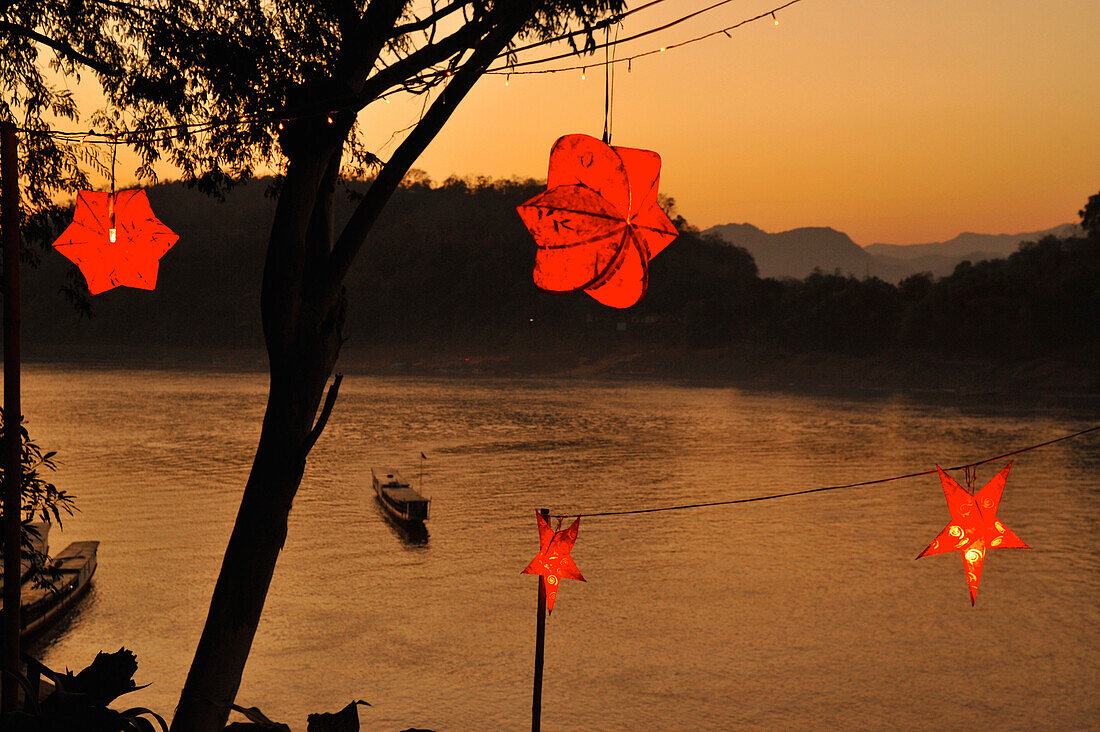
<box><xmin>372</xmin><ymin>468</ymin><xmax>409</xmax><ymax>485</ymax></box>
<box><xmin>383</xmin><ymin>485</ymin><xmax>429</xmax><ymax>503</ymax></box>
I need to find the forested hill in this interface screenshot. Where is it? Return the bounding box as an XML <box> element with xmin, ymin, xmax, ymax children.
<box><xmin>18</xmin><ymin>176</ymin><xmax>1100</xmax><ymax>364</ymax></box>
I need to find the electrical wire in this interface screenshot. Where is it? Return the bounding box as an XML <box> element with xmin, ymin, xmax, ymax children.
<box><xmin>487</xmin><ymin>0</ymin><xmax>805</xmax><ymax>75</ymax></box>
<box><xmin>544</xmin><ymin>424</ymin><xmax>1100</xmax><ymax>519</ymax></box>
<box><xmin>505</xmin><ymin>0</ymin><xmax>717</xmax><ymax>57</ymax></box>
<box><xmin>15</xmin><ymin>0</ymin><xmax>808</xmax><ymax>141</ymax></box>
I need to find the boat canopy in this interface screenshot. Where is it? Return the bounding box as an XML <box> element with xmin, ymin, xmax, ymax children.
<box><xmin>372</xmin><ymin>468</ymin><xmax>409</xmax><ymax>487</ymax></box>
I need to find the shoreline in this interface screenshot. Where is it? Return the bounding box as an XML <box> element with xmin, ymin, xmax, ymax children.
<box><xmin>18</xmin><ymin>341</ymin><xmax>1100</xmax><ymax>400</ymax></box>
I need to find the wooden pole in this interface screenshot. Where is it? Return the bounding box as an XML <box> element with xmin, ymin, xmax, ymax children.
<box><xmin>1</xmin><ymin>120</ymin><xmax>24</xmax><ymax>713</ymax></box>
<box><xmin>531</xmin><ymin>507</ymin><xmax>549</xmax><ymax>732</ymax></box>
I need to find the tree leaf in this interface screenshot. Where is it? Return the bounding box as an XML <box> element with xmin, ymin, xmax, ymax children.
<box><xmin>306</xmin><ymin>699</ymin><xmax>371</xmax><ymax>732</ymax></box>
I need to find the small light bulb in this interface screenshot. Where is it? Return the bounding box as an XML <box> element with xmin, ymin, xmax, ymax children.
<box><xmin>659</xmin><ymin>46</ymin><xmax>666</xmax><ymax>52</ymax></box>
<box><xmin>505</xmin><ymin>75</ymin><xmax>510</xmax><ymax>86</ymax></box>
<box><xmin>581</xmin><ymin>68</ymin><xmax>586</xmax><ymax>80</ymax></box>
<box><xmin>326</xmin><ymin>116</ymin><xmax>334</xmax><ymax>124</ymax></box>
<box><xmin>772</xmin><ymin>12</ymin><xmax>779</xmax><ymax>25</ymax></box>
<box><xmin>109</xmin><ymin>228</ymin><xmax>117</xmax><ymax>243</ymax></box>
<box><xmin>278</xmin><ymin>122</ymin><xmax>285</xmax><ymax>130</ymax></box>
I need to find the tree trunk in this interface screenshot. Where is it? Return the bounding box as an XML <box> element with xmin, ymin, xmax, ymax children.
<box><xmin>170</xmin><ymin>8</ymin><xmax>538</xmax><ymax>728</ymax></box>
<box><xmin>171</xmin><ymin>147</ymin><xmax>345</xmax><ymax>731</ymax></box>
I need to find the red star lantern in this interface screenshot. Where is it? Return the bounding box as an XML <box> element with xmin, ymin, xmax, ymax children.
<box><xmin>918</xmin><ymin>463</ymin><xmax>1029</xmax><ymax>604</ymax></box>
<box><xmin>516</xmin><ymin>134</ymin><xmax>678</xmax><ymax>308</ymax></box>
<box><xmin>522</xmin><ymin>513</ymin><xmax>585</xmax><ymax>614</ymax></box>
<box><xmin>52</xmin><ymin>189</ymin><xmax>179</xmax><ymax>295</ymax></box>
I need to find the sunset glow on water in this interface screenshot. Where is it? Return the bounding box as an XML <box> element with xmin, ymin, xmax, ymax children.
<box><xmin>22</xmin><ymin>366</ymin><xmax>1100</xmax><ymax>729</ymax></box>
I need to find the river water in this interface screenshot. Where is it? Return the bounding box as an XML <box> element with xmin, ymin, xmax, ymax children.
<box><xmin>18</xmin><ymin>365</ymin><xmax>1100</xmax><ymax>730</ymax></box>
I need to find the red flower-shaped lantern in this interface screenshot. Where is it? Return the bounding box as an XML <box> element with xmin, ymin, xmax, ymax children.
<box><xmin>918</xmin><ymin>463</ymin><xmax>1029</xmax><ymax>604</ymax></box>
<box><xmin>52</xmin><ymin>189</ymin><xmax>178</xmax><ymax>295</ymax></box>
<box><xmin>517</xmin><ymin>134</ymin><xmax>678</xmax><ymax>308</ymax></box>
<box><xmin>522</xmin><ymin>512</ymin><xmax>585</xmax><ymax>614</ymax></box>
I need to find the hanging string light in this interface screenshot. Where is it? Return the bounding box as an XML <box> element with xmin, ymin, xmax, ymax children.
<box><xmin>482</xmin><ymin>0</ymin><xmax>806</xmax><ymax>77</ymax></box>
<box><xmin>22</xmin><ymin>0</ymin><xmax>808</xmax><ymax>142</ymax></box>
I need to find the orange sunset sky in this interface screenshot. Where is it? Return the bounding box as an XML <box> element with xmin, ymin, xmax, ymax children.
<box><xmin>77</xmin><ymin>0</ymin><xmax>1100</xmax><ymax>245</ymax></box>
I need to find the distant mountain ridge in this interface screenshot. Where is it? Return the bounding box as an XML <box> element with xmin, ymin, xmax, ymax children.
<box><xmin>866</xmin><ymin>224</ymin><xmax>1082</xmax><ymax>260</ymax></box>
<box><xmin>703</xmin><ymin>222</ymin><xmax>1080</xmax><ymax>281</ymax></box>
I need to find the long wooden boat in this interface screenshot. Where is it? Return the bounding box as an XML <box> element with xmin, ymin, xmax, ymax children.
<box><xmin>1</xmin><ymin>540</ymin><xmax>99</xmax><ymax>640</ymax></box>
<box><xmin>372</xmin><ymin>468</ymin><xmax>430</xmax><ymax>523</ymax></box>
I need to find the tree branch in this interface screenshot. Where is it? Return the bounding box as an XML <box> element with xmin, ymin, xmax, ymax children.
<box><xmin>326</xmin><ymin>2</ymin><xmax>538</xmax><ymax>295</ymax></box>
<box><xmin>353</xmin><ymin>16</ymin><xmax>491</xmax><ymax>108</ymax></box>
<box><xmin>337</xmin><ymin>0</ymin><xmax>415</xmax><ymax>94</ymax></box>
<box><xmin>301</xmin><ymin>372</ymin><xmax>343</xmax><ymax>459</ymax></box>
<box><xmin>388</xmin><ymin>0</ymin><xmax>473</xmax><ymax>39</ymax></box>
<box><xmin>0</xmin><ymin>21</ymin><xmax>118</xmax><ymax>76</ymax></box>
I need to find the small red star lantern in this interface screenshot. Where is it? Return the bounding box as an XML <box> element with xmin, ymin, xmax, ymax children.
<box><xmin>522</xmin><ymin>512</ymin><xmax>585</xmax><ymax>614</ymax></box>
<box><xmin>918</xmin><ymin>463</ymin><xmax>1029</xmax><ymax>604</ymax></box>
<box><xmin>52</xmin><ymin>189</ymin><xmax>179</xmax><ymax>295</ymax></box>
<box><xmin>516</xmin><ymin>134</ymin><xmax>678</xmax><ymax>308</ymax></box>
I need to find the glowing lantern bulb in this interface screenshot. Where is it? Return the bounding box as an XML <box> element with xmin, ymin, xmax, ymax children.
<box><xmin>772</xmin><ymin>12</ymin><xmax>779</xmax><ymax>25</ymax></box>
<box><xmin>108</xmin><ymin>228</ymin><xmax>117</xmax><ymax>243</ymax></box>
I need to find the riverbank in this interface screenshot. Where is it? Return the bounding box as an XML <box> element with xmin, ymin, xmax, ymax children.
<box><xmin>346</xmin><ymin>341</ymin><xmax>1100</xmax><ymax>398</ymax></box>
<box><xmin>23</xmin><ymin>339</ymin><xmax>1100</xmax><ymax>399</ymax></box>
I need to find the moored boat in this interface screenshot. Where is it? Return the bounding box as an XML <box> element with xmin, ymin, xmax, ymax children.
<box><xmin>372</xmin><ymin>468</ymin><xmax>430</xmax><ymax>523</ymax></box>
<box><xmin>0</xmin><ymin>536</ymin><xmax>99</xmax><ymax>640</ymax></box>
<box><xmin>20</xmin><ymin>541</ymin><xmax>99</xmax><ymax>639</ymax></box>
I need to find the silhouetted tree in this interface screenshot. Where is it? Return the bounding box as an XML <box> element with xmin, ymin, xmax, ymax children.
<box><xmin>1081</xmin><ymin>190</ymin><xmax>1100</xmax><ymax>239</ymax></box>
<box><xmin>7</xmin><ymin>2</ymin><xmax>624</xmax><ymax>730</ymax></box>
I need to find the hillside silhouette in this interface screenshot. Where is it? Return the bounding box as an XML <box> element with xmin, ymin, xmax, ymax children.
<box><xmin>19</xmin><ymin>176</ymin><xmax>1100</xmax><ymax>370</ymax></box>
<box><xmin>705</xmin><ymin>221</ymin><xmax>1079</xmax><ymax>281</ymax></box>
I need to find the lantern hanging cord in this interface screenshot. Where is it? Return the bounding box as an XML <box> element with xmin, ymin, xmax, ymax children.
<box><xmin>109</xmin><ymin>133</ymin><xmax>118</xmax><ymax>196</ymax></box>
<box><xmin>602</xmin><ymin>25</ymin><xmax>615</xmax><ymax>145</ymax></box>
<box><xmin>548</xmin><ymin>424</ymin><xmax>1100</xmax><ymax>519</ymax></box>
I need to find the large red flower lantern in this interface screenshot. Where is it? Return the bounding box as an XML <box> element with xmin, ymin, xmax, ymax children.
<box><xmin>918</xmin><ymin>463</ymin><xmax>1029</xmax><ymax>604</ymax></box>
<box><xmin>516</xmin><ymin>134</ymin><xmax>678</xmax><ymax>308</ymax></box>
<box><xmin>522</xmin><ymin>512</ymin><xmax>585</xmax><ymax>614</ymax></box>
<box><xmin>52</xmin><ymin>189</ymin><xmax>178</xmax><ymax>295</ymax></box>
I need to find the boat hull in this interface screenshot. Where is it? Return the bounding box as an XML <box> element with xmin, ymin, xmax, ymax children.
<box><xmin>12</xmin><ymin>541</ymin><xmax>99</xmax><ymax>640</ymax></box>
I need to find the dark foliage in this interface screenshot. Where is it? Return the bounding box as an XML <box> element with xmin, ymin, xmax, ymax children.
<box><xmin>1081</xmin><ymin>190</ymin><xmax>1100</xmax><ymax>239</ymax></box>
<box><xmin>3</xmin><ymin>648</ymin><xmax>165</xmax><ymax>731</ymax></box>
<box><xmin>5</xmin><ymin>650</ymin><xmax>376</xmax><ymax>731</ymax></box>
<box><xmin>0</xmin><ymin>410</ymin><xmax>75</xmax><ymax>587</ymax></box>
<box><xmin>17</xmin><ymin>177</ymin><xmax>1100</xmax><ymax>363</ymax></box>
